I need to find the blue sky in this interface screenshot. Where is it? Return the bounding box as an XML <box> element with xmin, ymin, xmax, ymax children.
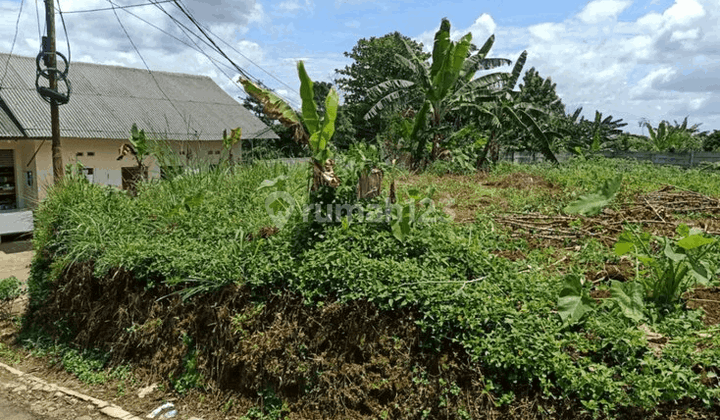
<box><xmin>1</xmin><ymin>0</ymin><xmax>719</xmax><ymax>134</ymax></box>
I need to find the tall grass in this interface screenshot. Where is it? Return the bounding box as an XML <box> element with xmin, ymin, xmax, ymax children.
<box><xmin>28</xmin><ymin>155</ymin><xmax>720</xmax><ymax>415</ymax></box>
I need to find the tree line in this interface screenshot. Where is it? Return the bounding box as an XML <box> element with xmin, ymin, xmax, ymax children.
<box><xmin>242</xmin><ymin>19</ymin><xmax>720</xmax><ymax>167</ymax></box>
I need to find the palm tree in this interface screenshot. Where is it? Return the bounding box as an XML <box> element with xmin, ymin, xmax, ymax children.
<box><xmin>364</xmin><ymin>18</ymin><xmax>512</xmax><ymax>163</ymax></box>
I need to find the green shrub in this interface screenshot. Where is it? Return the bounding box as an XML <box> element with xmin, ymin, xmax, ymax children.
<box><xmin>0</xmin><ymin>276</ymin><xmax>22</xmax><ymax>302</ymax></box>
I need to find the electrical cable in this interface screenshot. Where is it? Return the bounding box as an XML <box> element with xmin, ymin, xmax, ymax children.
<box><xmin>148</xmin><ymin>0</ymin><xmax>301</xmax><ymax>108</ymax></box>
<box><xmin>0</xmin><ymin>0</ymin><xmax>25</xmax><ymax>90</ymax></box>
<box><xmin>176</xmin><ymin>0</ymin><xmax>300</xmax><ymax>99</ymax></box>
<box><xmin>62</xmin><ymin>0</ymin><xmax>175</xmax><ymax>14</ymax></box>
<box><xmin>108</xmin><ymin>0</ymin><xmax>257</xmax><ymax>105</ymax></box>
<box><xmin>35</xmin><ymin>0</ymin><xmax>42</xmax><ymax>47</ymax></box>
<box><xmin>169</xmin><ymin>0</ymin><xmax>252</xmax><ymax>81</ymax></box>
<box><xmin>56</xmin><ymin>0</ymin><xmax>71</xmax><ymax>65</ymax></box>
<box><xmin>105</xmin><ymin>0</ymin><xmax>190</xmax><ymax>126</ymax></box>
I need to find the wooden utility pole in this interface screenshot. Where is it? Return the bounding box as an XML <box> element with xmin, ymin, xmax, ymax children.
<box><xmin>45</xmin><ymin>0</ymin><xmax>63</xmax><ymax>181</ymax></box>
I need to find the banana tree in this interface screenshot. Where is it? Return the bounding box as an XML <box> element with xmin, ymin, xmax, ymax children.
<box><xmin>364</xmin><ymin>18</ymin><xmax>512</xmax><ymax>163</ymax></box>
<box><xmin>462</xmin><ymin>50</ymin><xmax>560</xmax><ymax>165</ymax></box>
<box><xmin>239</xmin><ymin>61</ymin><xmax>340</xmax><ymax>190</ymax></box>
<box><xmin>645</xmin><ymin>117</ymin><xmax>703</xmax><ymax>151</ymax></box>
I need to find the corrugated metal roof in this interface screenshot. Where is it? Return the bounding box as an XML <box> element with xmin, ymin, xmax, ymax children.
<box><xmin>0</xmin><ymin>53</ymin><xmax>277</xmax><ymax>140</ymax></box>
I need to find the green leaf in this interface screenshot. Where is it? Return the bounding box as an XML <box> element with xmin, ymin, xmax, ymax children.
<box><xmin>663</xmin><ymin>240</ymin><xmax>686</xmax><ymax>262</ymax></box>
<box><xmin>610</xmin><ymin>281</ymin><xmax>645</xmax><ymax>323</ymax></box>
<box><xmin>614</xmin><ymin>233</ymin><xmax>636</xmax><ymax>256</ymax></box>
<box><xmin>297</xmin><ymin>61</ymin><xmax>319</xmax><ymax>135</ymax></box>
<box><xmin>429</xmin><ymin>18</ymin><xmax>452</xmax><ymax>81</ymax></box>
<box><xmin>676</xmin><ymin>224</ymin><xmax>690</xmax><ymax>237</ymax></box>
<box><xmin>688</xmin><ymin>260</ymin><xmax>712</xmax><ymax>285</ymax></box>
<box><xmin>316</xmin><ymin>88</ymin><xmax>339</xmax><ymax>156</ymax></box>
<box><xmin>557</xmin><ymin>274</ymin><xmax>595</xmax><ymax>325</ymax></box>
<box><xmin>564</xmin><ymin>192</ymin><xmax>613</xmax><ymax>216</ymax></box>
<box><xmin>564</xmin><ymin>175</ymin><xmax>623</xmax><ymax>216</ymax></box>
<box><xmin>257</xmin><ymin>175</ymin><xmax>288</xmax><ymax>191</ymax></box>
<box><xmin>601</xmin><ymin>174</ymin><xmax>623</xmax><ymax>197</ymax></box>
<box><xmin>391</xmin><ymin>203</ymin><xmax>412</xmax><ymax>242</ymax></box>
<box><xmin>677</xmin><ymin>234</ymin><xmax>715</xmax><ymax>250</ymax></box>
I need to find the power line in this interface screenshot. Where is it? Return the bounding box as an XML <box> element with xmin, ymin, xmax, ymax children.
<box><xmin>111</xmin><ymin>3</ymin><xmax>237</xmax><ymax>75</ymax></box>
<box><xmin>61</xmin><ymin>0</ymin><xmax>175</xmax><ymax>14</ymax></box>
<box><xmin>176</xmin><ymin>0</ymin><xmax>300</xmax><ymax>100</ymax></box>
<box><xmin>34</xmin><ymin>0</ymin><xmax>42</xmax><ymax>46</ymax></box>
<box><xmin>56</xmin><ymin>0</ymin><xmax>71</xmax><ymax>64</ymax></box>
<box><xmin>148</xmin><ymin>0</ymin><xmax>301</xmax><ymax>108</ymax></box>
<box><xmin>0</xmin><ymin>0</ymin><xmax>25</xmax><ymax>90</ymax></box>
<box><xmin>105</xmin><ymin>0</ymin><xmax>190</xmax><ymax>127</ymax></box>
<box><xmin>86</xmin><ymin>0</ymin><xmax>299</xmax><ymax>113</ymax></box>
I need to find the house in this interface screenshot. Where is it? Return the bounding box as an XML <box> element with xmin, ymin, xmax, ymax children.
<box><xmin>0</xmin><ymin>52</ymin><xmax>277</xmax><ymax>214</ymax></box>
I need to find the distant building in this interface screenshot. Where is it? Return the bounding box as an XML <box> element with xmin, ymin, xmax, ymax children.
<box><xmin>0</xmin><ymin>53</ymin><xmax>277</xmax><ymax>210</ymax></box>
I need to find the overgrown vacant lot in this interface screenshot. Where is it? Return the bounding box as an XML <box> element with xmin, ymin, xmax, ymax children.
<box><xmin>24</xmin><ymin>157</ymin><xmax>720</xmax><ymax>419</ymax></box>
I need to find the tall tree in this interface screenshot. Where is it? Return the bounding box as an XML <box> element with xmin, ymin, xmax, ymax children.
<box><xmin>517</xmin><ymin>67</ymin><xmax>565</xmax><ymax>116</ymax></box>
<box><xmin>335</xmin><ymin>32</ymin><xmax>429</xmax><ymax>142</ymax></box>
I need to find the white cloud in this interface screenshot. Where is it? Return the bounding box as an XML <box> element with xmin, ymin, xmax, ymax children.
<box><xmin>663</xmin><ymin>0</ymin><xmax>705</xmax><ymax>27</ymax></box>
<box><xmin>670</xmin><ymin>28</ymin><xmax>700</xmax><ymax>41</ymax></box>
<box><xmin>274</xmin><ymin>0</ymin><xmax>314</xmax><ymax>14</ymax></box>
<box><xmin>467</xmin><ymin>0</ymin><xmax>720</xmax><ymax>133</ymax></box>
<box><xmin>577</xmin><ymin>0</ymin><xmax>631</xmax><ymax>24</ymax></box>
<box><xmin>528</xmin><ymin>22</ymin><xmax>564</xmax><ymax>42</ymax></box>
<box><xmin>465</xmin><ymin>13</ymin><xmax>496</xmax><ymax>42</ymax></box>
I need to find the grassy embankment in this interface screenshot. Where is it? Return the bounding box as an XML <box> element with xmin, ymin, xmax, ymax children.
<box><xmin>21</xmin><ymin>157</ymin><xmax>720</xmax><ymax>419</ymax></box>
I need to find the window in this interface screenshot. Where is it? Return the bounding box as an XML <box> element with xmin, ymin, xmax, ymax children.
<box><xmin>208</xmin><ymin>150</ymin><xmax>213</xmax><ymax>155</ymax></box>
<box><xmin>87</xmin><ymin>152</ymin><xmax>95</xmax><ymax>156</ymax></box>
<box><xmin>76</xmin><ymin>152</ymin><xmax>83</xmax><ymax>157</ymax></box>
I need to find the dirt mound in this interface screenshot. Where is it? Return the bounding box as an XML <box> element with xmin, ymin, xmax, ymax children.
<box><xmin>26</xmin><ymin>263</ymin><xmax>512</xmax><ymax>419</ymax></box>
<box><xmin>485</xmin><ymin>172</ymin><xmax>555</xmax><ymax>190</ymax></box>
<box><xmin>23</xmin><ymin>258</ymin><xmax>720</xmax><ymax>419</ymax></box>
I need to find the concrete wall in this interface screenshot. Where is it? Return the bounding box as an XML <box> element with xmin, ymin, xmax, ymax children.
<box><xmin>503</xmin><ymin>150</ymin><xmax>720</xmax><ymax>168</ymax></box>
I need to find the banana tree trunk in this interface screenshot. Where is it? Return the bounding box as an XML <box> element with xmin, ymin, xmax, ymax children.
<box><xmin>312</xmin><ymin>158</ymin><xmax>340</xmax><ymax>191</ymax></box>
<box><xmin>357</xmin><ymin>167</ymin><xmax>383</xmax><ymax>200</ymax></box>
<box><xmin>478</xmin><ymin>130</ymin><xmax>500</xmax><ymax>169</ymax></box>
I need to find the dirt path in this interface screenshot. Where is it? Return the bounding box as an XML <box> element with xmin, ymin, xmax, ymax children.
<box><xmin>0</xmin><ymin>240</ymin><xmax>33</xmax><ymax>283</ymax></box>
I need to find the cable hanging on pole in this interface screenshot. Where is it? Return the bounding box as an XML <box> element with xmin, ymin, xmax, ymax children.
<box><xmin>36</xmin><ymin>0</ymin><xmax>72</xmax><ymax>105</ymax></box>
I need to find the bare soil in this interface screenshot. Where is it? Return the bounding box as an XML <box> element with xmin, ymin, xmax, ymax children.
<box><xmin>685</xmin><ymin>287</ymin><xmax>720</xmax><ymax>326</ymax></box>
<box><xmin>484</xmin><ymin>172</ymin><xmax>557</xmax><ymax>191</ymax></box>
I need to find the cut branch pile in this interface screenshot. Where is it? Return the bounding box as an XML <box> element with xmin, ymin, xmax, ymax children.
<box><xmin>496</xmin><ymin>186</ymin><xmax>720</xmax><ymax>246</ymax></box>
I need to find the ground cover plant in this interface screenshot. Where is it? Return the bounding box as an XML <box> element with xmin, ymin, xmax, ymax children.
<box><xmin>20</xmin><ymin>33</ymin><xmax>720</xmax><ymax>418</ymax></box>
<box><xmin>22</xmin><ymin>151</ymin><xmax>720</xmax><ymax>419</ymax></box>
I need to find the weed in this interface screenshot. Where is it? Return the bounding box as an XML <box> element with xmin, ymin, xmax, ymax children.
<box><xmin>170</xmin><ymin>333</ymin><xmax>204</xmax><ymax>394</ymax></box>
<box><xmin>0</xmin><ymin>343</ymin><xmax>21</xmax><ymax>364</ymax></box>
<box><xmin>0</xmin><ymin>276</ymin><xmax>22</xmax><ymax>319</ymax></box>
